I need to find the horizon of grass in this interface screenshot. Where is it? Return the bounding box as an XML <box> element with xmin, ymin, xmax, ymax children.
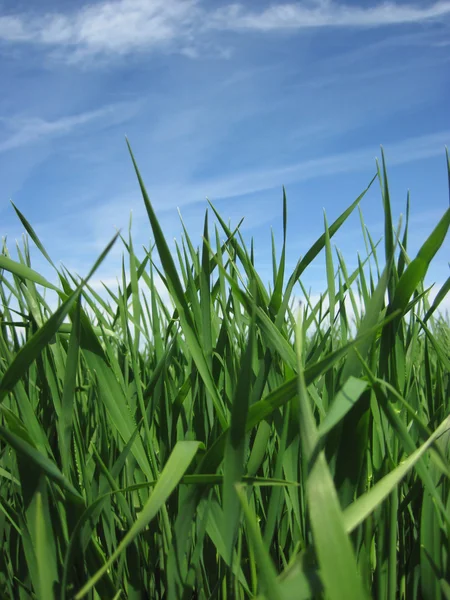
<box><xmin>0</xmin><ymin>144</ymin><xmax>449</xmax><ymax>599</ymax></box>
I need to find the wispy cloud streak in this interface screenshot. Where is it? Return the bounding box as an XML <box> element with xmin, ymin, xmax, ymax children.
<box><xmin>211</xmin><ymin>1</ymin><xmax>450</xmax><ymax>31</ymax></box>
<box><xmin>151</xmin><ymin>129</ymin><xmax>450</xmax><ymax>205</ymax></box>
<box><xmin>0</xmin><ymin>102</ymin><xmax>140</xmax><ymax>152</ymax></box>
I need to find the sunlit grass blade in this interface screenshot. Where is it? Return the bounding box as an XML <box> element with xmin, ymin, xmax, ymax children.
<box><xmin>10</xmin><ymin>201</ymin><xmax>58</xmax><ymax>271</ymax></box>
<box><xmin>0</xmin><ymin>232</ymin><xmax>119</xmax><ymax>401</ymax></box>
<box><xmin>269</xmin><ymin>188</ymin><xmax>287</xmax><ymax>315</ymax></box>
<box><xmin>390</xmin><ymin>208</ymin><xmax>450</xmax><ymax>317</ymax></box>
<box><xmin>317</xmin><ymin>376</ymin><xmax>368</xmax><ymax>440</ymax></box>
<box><xmin>0</xmin><ymin>255</ymin><xmax>59</xmax><ymax>292</ymax></box>
<box><xmin>377</xmin><ymin>148</ymin><xmax>396</xmax><ymax>297</ymax></box>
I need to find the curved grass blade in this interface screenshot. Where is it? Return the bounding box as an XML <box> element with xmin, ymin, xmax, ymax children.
<box><xmin>317</xmin><ymin>377</ymin><xmax>368</xmax><ymax>440</ymax></box>
<box><xmin>0</xmin><ymin>255</ymin><xmax>59</xmax><ymax>292</ymax></box>
<box><xmin>0</xmin><ymin>425</ymin><xmax>83</xmax><ymax>502</ymax></box>
<box><xmin>10</xmin><ymin>201</ymin><xmax>57</xmax><ymax>270</ymax></box>
<box><xmin>424</xmin><ymin>276</ymin><xmax>450</xmax><ymax>322</ymax></box>
<box><xmin>0</xmin><ymin>232</ymin><xmax>119</xmax><ymax>402</ymax></box>
<box><xmin>75</xmin><ymin>441</ymin><xmax>202</xmax><ymax>599</ymax></box>
<box><xmin>342</xmin><ymin>415</ymin><xmax>450</xmax><ymax>533</ymax></box>
<box><xmin>390</xmin><ymin>208</ymin><xmax>450</xmax><ymax>316</ymax></box>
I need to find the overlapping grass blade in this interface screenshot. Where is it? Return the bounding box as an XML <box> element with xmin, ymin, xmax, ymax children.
<box><xmin>0</xmin><ymin>147</ymin><xmax>448</xmax><ymax>599</ymax></box>
<box><xmin>75</xmin><ymin>441</ymin><xmax>202</xmax><ymax>599</ymax></box>
<box><xmin>127</xmin><ymin>140</ymin><xmax>227</xmax><ymax>430</ymax></box>
<box><xmin>293</xmin><ymin>313</ymin><xmax>368</xmax><ymax>600</ymax></box>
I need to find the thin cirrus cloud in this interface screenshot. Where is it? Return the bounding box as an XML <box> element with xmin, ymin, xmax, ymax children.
<box><xmin>210</xmin><ymin>1</ymin><xmax>450</xmax><ymax>31</ymax></box>
<box><xmin>0</xmin><ymin>101</ymin><xmax>141</xmax><ymax>153</ymax></box>
<box><xmin>123</xmin><ymin>129</ymin><xmax>450</xmax><ymax>212</ymax></box>
<box><xmin>0</xmin><ymin>0</ymin><xmax>449</xmax><ymax>61</ymax></box>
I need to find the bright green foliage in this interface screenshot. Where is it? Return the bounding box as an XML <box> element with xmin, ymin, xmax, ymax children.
<box><xmin>0</xmin><ymin>147</ymin><xmax>449</xmax><ymax>600</ymax></box>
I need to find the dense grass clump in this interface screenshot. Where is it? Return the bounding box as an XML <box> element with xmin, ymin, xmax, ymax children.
<box><xmin>0</xmin><ymin>145</ymin><xmax>449</xmax><ymax>600</ymax></box>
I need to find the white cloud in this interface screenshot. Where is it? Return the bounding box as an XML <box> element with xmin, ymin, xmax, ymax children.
<box><xmin>0</xmin><ymin>0</ymin><xmax>449</xmax><ymax>62</ymax></box>
<box><xmin>0</xmin><ymin>0</ymin><xmax>199</xmax><ymax>59</ymax></box>
<box><xmin>0</xmin><ymin>101</ymin><xmax>140</xmax><ymax>152</ymax></box>
<box><xmin>211</xmin><ymin>1</ymin><xmax>450</xmax><ymax>32</ymax></box>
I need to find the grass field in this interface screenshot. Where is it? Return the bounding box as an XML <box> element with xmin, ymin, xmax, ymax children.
<box><xmin>0</xmin><ymin>144</ymin><xmax>449</xmax><ymax>600</ymax></box>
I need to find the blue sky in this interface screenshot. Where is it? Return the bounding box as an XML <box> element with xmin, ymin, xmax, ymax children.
<box><xmin>1</xmin><ymin>0</ymin><xmax>449</xmax><ymax>309</ymax></box>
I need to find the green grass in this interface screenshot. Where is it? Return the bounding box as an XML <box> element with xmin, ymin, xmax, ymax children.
<box><xmin>0</xmin><ymin>144</ymin><xmax>449</xmax><ymax>600</ymax></box>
